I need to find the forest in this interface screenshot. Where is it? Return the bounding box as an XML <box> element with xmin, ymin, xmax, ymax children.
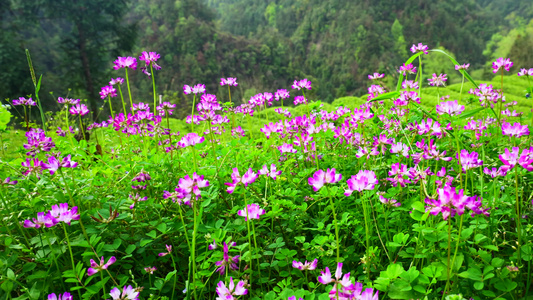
<box><xmin>1</xmin><ymin>0</ymin><xmax>533</xmax><ymax>120</ymax></box>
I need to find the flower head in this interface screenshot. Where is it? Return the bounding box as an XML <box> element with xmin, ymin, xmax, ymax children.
<box><xmin>87</xmin><ymin>256</ymin><xmax>116</xmax><ymax>276</ymax></box>
<box><xmin>502</xmin><ymin>122</ymin><xmax>529</xmax><ymax>138</ymax></box>
<box><xmin>344</xmin><ymin>170</ymin><xmax>378</xmax><ymax>196</ymax></box>
<box><xmin>113</xmin><ymin>56</ymin><xmax>137</xmax><ymax>70</ymax></box>
<box><xmin>215</xmin><ymin>242</ymin><xmax>240</xmax><ymax>274</ymax></box>
<box><xmin>428</xmin><ymin>73</ymin><xmax>447</xmax><ymax>87</ymax></box>
<box><xmin>436</xmin><ymin>100</ymin><xmax>465</xmax><ymax>116</ymax></box>
<box><xmin>410</xmin><ymin>43</ymin><xmax>429</xmax><ymax>54</ymax></box>
<box><xmin>292</xmin><ymin>258</ymin><xmax>318</xmax><ymax>271</ymax></box>
<box><xmin>258</xmin><ymin>164</ymin><xmax>282</xmax><ymax>180</ymax></box>
<box><xmin>69</xmin><ymin>104</ymin><xmax>89</xmax><ymax>116</ymax></box>
<box><xmin>292</xmin><ymin>78</ymin><xmax>312</xmax><ymax>90</ymax></box>
<box><xmin>109</xmin><ymin>285</ymin><xmax>139</xmax><ymax>300</ymax></box>
<box><xmin>220</xmin><ymin>77</ymin><xmax>238</xmax><ymax>86</ymax></box>
<box><xmin>12</xmin><ymin>97</ymin><xmax>36</xmax><ymax>106</ymax></box>
<box><xmin>237</xmin><ymin>203</ymin><xmax>265</xmax><ymax>221</ymax></box>
<box><xmin>216</xmin><ymin>277</ymin><xmax>248</xmax><ymax>300</ymax></box>
<box><xmin>492</xmin><ymin>57</ymin><xmax>513</xmax><ymax>73</ymax></box>
<box><xmin>47</xmin><ymin>292</ymin><xmax>72</xmax><ymax>300</ymax></box>
<box><xmin>308</xmin><ymin>168</ymin><xmax>342</xmax><ymax>192</ymax></box>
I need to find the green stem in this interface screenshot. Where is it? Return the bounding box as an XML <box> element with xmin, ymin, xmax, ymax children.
<box><xmin>515</xmin><ymin>166</ymin><xmax>522</xmax><ymax>266</ymax></box>
<box><xmin>191</xmin><ymin>200</ymin><xmax>198</xmax><ymax>300</ymax></box>
<box><xmin>78</xmin><ymin>116</ymin><xmax>86</xmax><ymax>141</ymax></box>
<box><xmin>107</xmin><ymin>96</ymin><xmax>114</xmax><ymax>119</ymax></box>
<box><xmin>442</xmin><ymin>216</ymin><xmax>452</xmax><ymax>300</ymax></box>
<box><xmin>125</xmin><ymin>68</ymin><xmax>134</xmax><ymax>114</ymax></box>
<box><xmin>151</xmin><ymin>63</ymin><xmax>157</xmax><ymax>110</ymax></box>
<box><xmin>191</xmin><ymin>95</ymin><xmax>197</xmax><ymax>132</ymax></box>
<box><xmin>326</xmin><ymin>186</ymin><xmax>340</xmax><ymax>262</ymax></box>
<box><xmin>62</xmin><ymin>222</ymin><xmax>82</xmax><ymax>299</ymax></box>
<box><xmin>117</xmin><ymin>85</ymin><xmax>126</xmax><ymax>115</ymax></box>
<box><xmin>242</xmin><ymin>188</ymin><xmax>254</xmax><ymax>287</ymax></box>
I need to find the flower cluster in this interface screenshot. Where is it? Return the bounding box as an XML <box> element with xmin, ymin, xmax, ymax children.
<box><xmin>87</xmin><ymin>256</ymin><xmax>116</xmax><ymax>276</ymax></box>
<box><xmin>23</xmin><ymin>203</ymin><xmax>80</xmax><ymax>228</ymax></box>
<box><xmin>237</xmin><ymin>203</ymin><xmax>265</xmax><ymax>221</ymax></box>
<box><xmin>215</xmin><ymin>242</ymin><xmax>240</xmax><ymax>274</ymax></box>
<box><xmin>318</xmin><ymin>263</ymin><xmax>379</xmax><ymax>300</ymax></box>
<box><xmin>163</xmin><ymin>173</ymin><xmax>209</xmax><ymax>205</ymax></box>
<box><xmin>23</xmin><ymin>128</ymin><xmax>55</xmax><ymax>157</ymax></box>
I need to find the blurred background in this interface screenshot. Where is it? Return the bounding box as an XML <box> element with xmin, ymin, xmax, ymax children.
<box><xmin>1</xmin><ymin>0</ymin><xmax>532</xmax><ymax>120</ymax></box>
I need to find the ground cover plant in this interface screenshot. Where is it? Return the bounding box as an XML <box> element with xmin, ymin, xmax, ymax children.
<box><xmin>1</xmin><ymin>45</ymin><xmax>533</xmax><ymax>300</ymax></box>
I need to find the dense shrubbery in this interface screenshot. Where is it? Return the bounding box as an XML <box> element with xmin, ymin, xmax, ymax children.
<box><xmin>1</xmin><ymin>45</ymin><xmax>533</xmax><ymax>300</ymax></box>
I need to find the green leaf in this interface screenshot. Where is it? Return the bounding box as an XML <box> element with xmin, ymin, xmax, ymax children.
<box><xmin>156</xmin><ymin>223</ymin><xmax>167</xmax><ymax>234</ymax></box>
<box><xmin>369</xmin><ymin>91</ymin><xmax>400</xmax><ymax>102</ymax></box>
<box><xmin>125</xmin><ymin>244</ymin><xmax>136</xmax><ymax>255</ymax></box>
<box><xmin>140</xmin><ymin>239</ymin><xmax>153</xmax><ymax>247</ymax></box>
<box><xmin>458</xmin><ymin>268</ymin><xmax>482</xmax><ymax>281</ymax></box>
<box><xmin>474</xmin><ymin>281</ymin><xmax>484</xmax><ymax>290</ymax></box>
<box><xmin>146</xmin><ymin>230</ymin><xmax>157</xmax><ymax>239</ymax></box>
<box><xmin>385</xmin><ymin>263</ymin><xmax>405</xmax><ymax>279</ymax></box>
<box><xmin>458</xmin><ymin>107</ymin><xmax>486</xmax><ymax>120</ymax></box>
<box><xmin>165</xmin><ymin>270</ymin><xmax>177</xmax><ymax>281</ymax></box>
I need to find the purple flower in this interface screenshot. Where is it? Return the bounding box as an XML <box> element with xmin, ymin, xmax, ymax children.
<box><xmin>275</xmin><ymin>89</ymin><xmax>290</xmax><ymax>101</ymax></box>
<box><xmin>278</xmin><ymin>143</ymin><xmax>297</xmax><ymax>154</ymax></box>
<box><xmin>156</xmin><ymin>102</ymin><xmax>176</xmax><ymax>116</ymax></box>
<box><xmin>425</xmin><ymin>186</ymin><xmax>469</xmax><ymax>220</ymax></box>
<box><xmin>398</xmin><ymin>63</ymin><xmax>417</xmax><ymax>75</ymax></box>
<box><xmin>109</xmin><ymin>285</ymin><xmax>139</xmax><ymax>300</ymax></box>
<box><xmin>216</xmin><ymin>277</ymin><xmax>248</xmax><ymax>299</ymax></box>
<box><xmin>436</xmin><ymin>100</ymin><xmax>465</xmax><ymax>116</ymax></box>
<box><xmin>1</xmin><ymin>177</ymin><xmax>17</xmax><ymax>186</ymax></box>
<box><xmin>69</xmin><ymin>104</ymin><xmax>89</xmax><ymax>116</ymax></box>
<box><xmin>231</xmin><ymin>126</ymin><xmax>245</xmax><ymax>137</ymax></box>
<box><xmin>502</xmin><ymin>122</ymin><xmax>529</xmax><ymax>138</ymax></box>
<box><xmin>457</xmin><ymin>149</ymin><xmax>483</xmax><ymax>172</ymax></box>
<box><xmin>113</xmin><ymin>56</ymin><xmax>137</xmax><ymax>70</ymax></box>
<box><xmin>377</xmin><ymin>193</ymin><xmax>401</xmax><ymax>207</ymax></box>
<box><xmin>492</xmin><ymin>57</ymin><xmax>513</xmax><ymax>73</ymax></box>
<box><xmin>292</xmin><ymin>258</ymin><xmax>318</xmax><ymax>270</ymax></box>
<box><xmin>139</xmin><ymin>51</ymin><xmax>160</xmax><ymax>65</ymax></box>
<box><xmin>518</xmin><ymin>68</ymin><xmax>533</xmax><ymax>76</ymax></box>
<box><xmin>23</xmin><ymin>128</ymin><xmax>55</xmax><ymax>157</ymax></box>
<box><xmin>308</xmin><ymin>168</ymin><xmax>342</xmax><ymax>192</ymax></box>
<box><xmin>344</xmin><ymin>170</ymin><xmax>378</xmax><ymax>196</ymax></box>
<box><xmin>158</xmin><ymin>244</ymin><xmax>172</xmax><ymax>257</ymax></box>
<box><xmin>215</xmin><ymin>242</ymin><xmax>240</xmax><ymax>274</ymax></box>
<box><xmin>293</xmin><ymin>96</ymin><xmax>307</xmax><ymax>106</ymax></box>
<box><xmin>258</xmin><ymin>164</ymin><xmax>282</xmax><ymax>180</ymax></box>
<box><xmin>12</xmin><ymin>97</ymin><xmax>36</xmax><ymax>106</ymax></box>
<box><xmin>87</xmin><ymin>256</ymin><xmax>116</xmax><ymax>276</ymax></box>
<box><xmin>109</xmin><ymin>77</ymin><xmax>124</xmax><ymax>85</ymax></box>
<box><xmin>129</xmin><ymin>193</ymin><xmax>147</xmax><ymax>209</ymax></box>
<box><xmin>220</xmin><ymin>77</ymin><xmax>238</xmax><ymax>86</ymax></box>
<box><xmin>410</xmin><ymin>43</ymin><xmax>428</xmax><ymax>54</ymax></box>
<box><xmin>183</xmin><ymin>84</ymin><xmax>206</xmax><ymax>95</ymax></box>
<box><xmin>428</xmin><ymin>73</ymin><xmax>447</xmax><ymax>87</ymax></box>
<box><xmin>47</xmin><ymin>292</ymin><xmax>72</xmax><ymax>300</ymax></box>
<box><xmin>100</xmin><ymin>85</ymin><xmax>117</xmax><ymax>99</ymax></box>
<box><xmin>174</xmin><ymin>173</ymin><xmax>209</xmax><ymax>203</ymax></box>
<box><xmin>144</xmin><ymin>266</ymin><xmax>157</xmax><ymax>274</ymax></box>
<box><xmin>318</xmin><ymin>263</ymin><xmax>365</xmax><ymax>299</ymax></box>
<box><xmin>21</xmin><ymin>158</ymin><xmax>46</xmax><ymax>177</ymax></box>
<box><xmin>178</xmin><ymin>133</ymin><xmax>205</xmax><ymax>147</ymax></box>
<box><xmin>43</xmin><ymin>155</ymin><xmax>78</xmax><ymax>175</ymax></box>
<box><xmin>385</xmin><ymin>163</ymin><xmax>411</xmax><ymax>187</ymax></box>
<box><xmin>455</xmin><ymin>63</ymin><xmax>470</xmax><ymax>71</ymax></box>
<box><xmin>23</xmin><ymin>212</ymin><xmax>57</xmax><ymax>228</ymax></box>
<box><xmin>237</xmin><ymin>203</ymin><xmax>265</xmax><ymax>221</ymax></box>
<box><xmin>291</xmin><ymin>78</ymin><xmax>312</xmax><ymax>90</ymax></box>
<box><xmin>368</xmin><ymin>72</ymin><xmax>385</xmax><ymax>80</ymax></box>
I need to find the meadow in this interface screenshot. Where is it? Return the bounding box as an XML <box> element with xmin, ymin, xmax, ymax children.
<box><xmin>1</xmin><ymin>47</ymin><xmax>533</xmax><ymax>300</ymax></box>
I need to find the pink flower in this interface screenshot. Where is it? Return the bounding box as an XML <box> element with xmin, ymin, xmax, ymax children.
<box><xmin>109</xmin><ymin>285</ymin><xmax>139</xmax><ymax>300</ymax></box>
<box><xmin>87</xmin><ymin>256</ymin><xmax>116</xmax><ymax>276</ymax></box>
<box><xmin>178</xmin><ymin>133</ymin><xmax>205</xmax><ymax>147</ymax></box>
<box><xmin>492</xmin><ymin>57</ymin><xmax>513</xmax><ymax>73</ymax></box>
<box><xmin>436</xmin><ymin>100</ymin><xmax>465</xmax><ymax>116</ymax></box>
<box><xmin>216</xmin><ymin>277</ymin><xmax>248</xmax><ymax>299</ymax></box>
<box><xmin>183</xmin><ymin>84</ymin><xmax>206</xmax><ymax>95</ymax></box>
<box><xmin>518</xmin><ymin>68</ymin><xmax>533</xmax><ymax>76</ymax></box>
<box><xmin>275</xmin><ymin>89</ymin><xmax>290</xmax><ymax>100</ymax></box>
<box><xmin>308</xmin><ymin>168</ymin><xmax>342</xmax><ymax>192</ymax></box>
<box><xmin>457</xmin><ymin>149</ymin><xmax>483</xmax><ymax>172</ymax></box>
<box><xmin>428</xmin><ymin>73</ymin><xmax>447</xmax><ymax>87</ymax></box>
<box><xmin>12</xmin><ymin>97</ymin><xmax>36</xmax><ymax>106</ymax></box>
<box><xmin>158</xmin><ymin>244</ymin><xmax>172</xmax><ymax>257</ymax></box>
<box><xmin>293</xmin><ymin>96</ymin><xmax>307</xmax><ymax>106</ymax></box>
<box><xmin>69</xmin><ymin>104</ymin><xmax>89</xmax><ymax>116</ymax></box>
<box><xmin>425</xmin><ymin>186</ymin><xmax>469</xmax><ymax>220</ymax></box>
<box><xmin>47</xmin><ymin>293</ymin><xmax>72</xmax><ymax>300</ymax></box>
<box><xmin>410</xmin><ymin>43</ymin><xmax>428</xmax><ymax>54</ymax></box>
<box><xmin>220</xmin><ymin>77</ymin><xmax>238</xmax><ymax>86</ymax></box>
<box><xmin>215</xmin><ymin>242</ymin><xmax>240</xmax><ymax>274</ymax></box>
<box><xmin>23</xmin><ymin>212</ymin><xmax>57</xmax><ymax>228</ymax></box>
<box><xmin>344</xmin><ymin>170</ymin><xmax>378</xmax><ymax>196</ymax></box>
<box><xmin>139</xmin><ymin>51</ymin><xmax>160</xmax><ymax>65</ymax></box>
<box><xmin>44</xmin><ymin>155</ymin><xmax>78</xmax><ymax>175</ymax></box>
<box><xmin>237</xmin><ymin>203</ymin><xmax>265</xmax><ymax>221</ymax></box>
<box><xmin>292</xmin><ymin>78</ymin><xmax>312</xmax><ymax>90</ymax></box>
<box><xmin>292</xmin><ymin>259</ymin><xmax>318</xmax><ymax>271</ymax></box>
<box><xmin>278</xmin><ymin>143</ymin><xmax>297</xmax><ymax>154</ymax></box>
<box><xmin>258</xmin><ymin>164</ymin><xmax>282</xmax><ymax>180</ymax></box>
<box><xmin>225</xmin><ymin>168</ymin><xmax>258</xmax><ymax>193</ymax></box>
<box><xmin>113</xmin><ymin>56</ymin><xmax>137</xmax><ymax>70</ymax></box>
<box><xmin>501</xmin><ymin>122</ymin><xmax>529</xmax><ymax>138</ymax></box>
<box><xmin>455</xmin><ymin>63</ymin><xmax>470</xmax><ymax>70</ymax></box>
<box><xmin>99</xmin><ymin>85</ymin><xmax>117</xmax><ymax>99</ymax></box>
<box><xmin>109</xmin><ymin>77</ymin><xmax>124</xmax><ymax>85</ymax></box>
<box><xmin>144</xmin><ymin>266</ymin><xmax>157</xmax><ymax>274</ymax></box>
<box><xmin>368</xmin><ymin>73</ymin><xmax>385</xmax><ymax>80</ymax></box>
<box><xmin>398</xmin><ymin>63</ymin><xmax>417</xmax><ymax>75</ymax></box>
